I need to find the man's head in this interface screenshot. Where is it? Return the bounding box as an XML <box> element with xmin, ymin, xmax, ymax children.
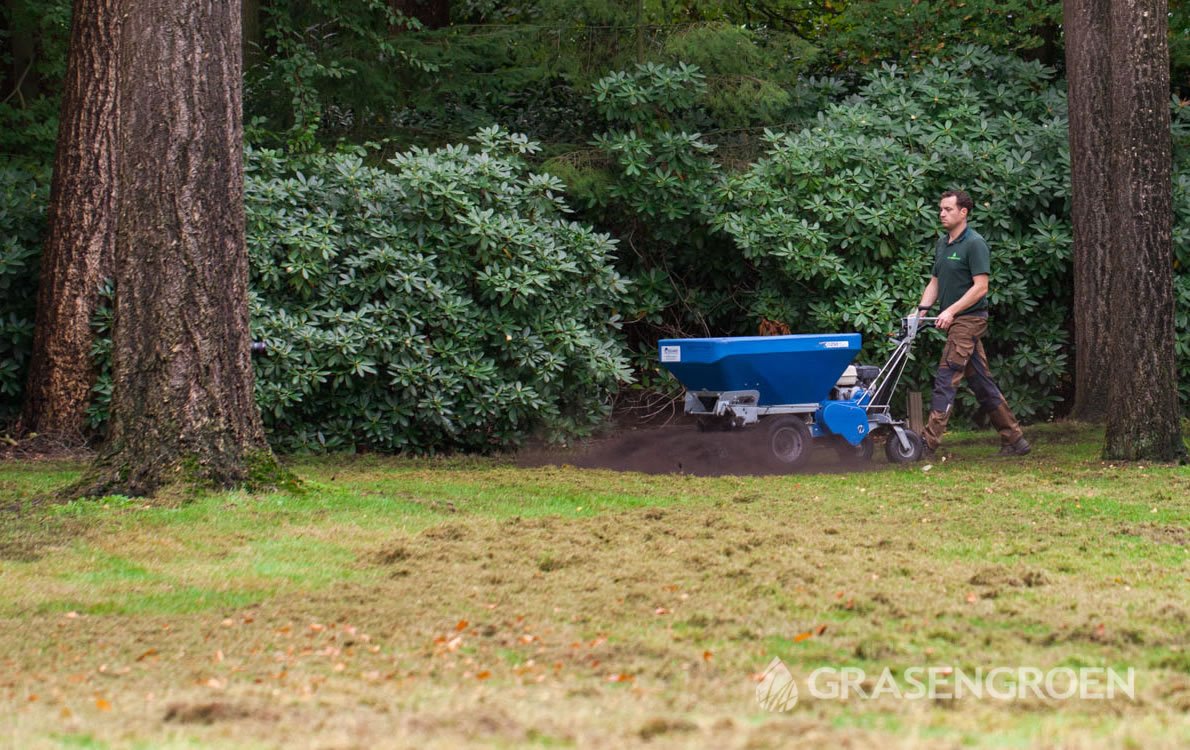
<box><xmin>939</xmin><ymin>190</ymin><xmax>973</xmax><ymax>233</ymax></box>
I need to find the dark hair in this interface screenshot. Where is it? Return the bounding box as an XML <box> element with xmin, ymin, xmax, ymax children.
<box><xmin>941</xmin><ymin>189</ymin><xmax>974</xmax><ymax>214</ymax></box>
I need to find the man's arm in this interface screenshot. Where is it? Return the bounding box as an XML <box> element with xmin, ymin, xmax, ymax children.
<box><xmin>935</xmin><ymin>274</ymin><xmax>988</xmax><ymax>330</ymax></box>
<box><xmin>915</xmin><ymin>277</ymin><xmax>940</xmax><ymax>317</ymax></box>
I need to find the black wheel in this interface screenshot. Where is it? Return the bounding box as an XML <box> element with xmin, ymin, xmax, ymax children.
<box><xmin>834</xmin><ymin>436</ymin><xmax>874</xmax><ymax>463</ymax></box>
<box><xmin>765</xmin><ymin>417</ymin><xmax>811</xmax><ymax>469</ymax></box>
<box><xmin>884</xmin><ymin>429</ymin><xmax>924</xmax><ymax>464</ymax></box>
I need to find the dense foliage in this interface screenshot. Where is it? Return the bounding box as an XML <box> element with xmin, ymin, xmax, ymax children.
<box><xmin>76</xmin><ymin>131</ymin><xmax>632</xmax><ymax>451</ymax></box>
<box><xmin>715</xmin><ymin>48</ymin><xmax>1074</xmax><ymax>420</ymax></box>
<box><xmin>0</xmin><ymin>163</ymin><xmax>47</xmax><ymax>418</ymax></box>
<box><xmin>570</xmin><ymin>50</ymin><xmax>1190</xmax><ymax>421</ymax></box>
<box><xmin>242</xmin><ymin>129</ymin><xmax>630</xmax><ymax>451</ymax></box>
<box><xmin>3</xmin><ymin>0</ymin><xmax>1189</xmax><ymax>447</ymax></box>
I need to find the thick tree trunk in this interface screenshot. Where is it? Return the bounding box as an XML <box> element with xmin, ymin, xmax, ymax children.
<box><xmin>75</xmin><ymin>0</ymin><xmax>285</xmax><ymax>497</ymax></box>
<box><xmin>18</xmin><ymin>0</ymin><xmax>118</xmax><ymax>444</ymax></box>
<box><xmin>1103</xmin><ymin>0</ymin><xmax>1185</xmax><ymax>461</ymax></box>
<box><xmin>1064</xmin><ymin>0</ymin><xmax>1113</xmax><ymax>422</ymax></box>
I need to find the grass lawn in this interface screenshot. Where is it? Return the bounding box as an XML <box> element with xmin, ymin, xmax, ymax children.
<box><xmin>0</xmin><ymin>421</ymin><xmax>1187</xmax><ymax>749</ymax></box>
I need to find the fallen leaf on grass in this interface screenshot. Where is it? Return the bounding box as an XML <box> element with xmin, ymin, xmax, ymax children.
<box><xmin>95</xmin><ymin>698</ymin><xmax>111</xmax><ymax>711</ymax></box>
<box><xmin>794</xmin><ymin>624</ymin><xmax>828</xmax><ymax>642</ymax></box>
<box><xmin>965</xmin><ymin>592</ymin><xmax>978</xmax><ymax>604</ymax></box>
<box><xmin>607</xmin><ymin>673</ymin><xmax>634</xmax><ymax>683</ymax></box>
<box><xmin>476</xmin><ymin>670</ymin><xmax>491</xmax><ymax>680</ymax></box>
<box><xmin>455</xmin><ymin>619</ymin><xmax>468</xmax><ymax>632</ymax></box>
<box><xmin>135</xmin><ymin>648</ymin><xmax>158</xmax><ymax>662</ymax></box>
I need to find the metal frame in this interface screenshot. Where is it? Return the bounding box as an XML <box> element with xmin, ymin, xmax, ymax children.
<box><xmin>680</xmin><ymin>317</ymin><xmax>938</xmax><ymax>452</ymax></box>
<box><xmin>683</xmin><ymin>389</ymin><xmax>817</xmax><ymax>427</ymax></box>
<box><xmin>860</xmin><ymin>317</ymin><xmax>937</xmax><ymax>451</ymax></box>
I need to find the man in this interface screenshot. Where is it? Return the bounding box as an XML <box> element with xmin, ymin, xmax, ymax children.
<box><xmin>913</xmin><ymin>190</ymin><xmax>1030</xmax><ymax>457</ymax></box>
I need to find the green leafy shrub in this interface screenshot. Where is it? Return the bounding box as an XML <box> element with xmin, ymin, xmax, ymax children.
<box><xmin>713</xmin><ymin>48</ymin><xmax>1074</xmax><ymax>419</ymax></box>
<box><xmin>562</xmin><ymin>63</ymin><xmax>742</xmax><ymax>392</ymax></box>
<box><xmin>243</xmin><ymin>127</ymin><xmax>631</xmax><ymax>452</ymax></box>
<box><xmin>1173</xmin><ymin>99</ymin><xmax>1190</xmax><ymax>408</ymax></box>
<box><xmin>0</xmin><ymin>162</ymin><xmax>49</xmax><ymax>420</ymax></box>
<box><xmin>660</xmin><ymin>23</ymin><xmax>820</xmax><ymax>129</ymax></box>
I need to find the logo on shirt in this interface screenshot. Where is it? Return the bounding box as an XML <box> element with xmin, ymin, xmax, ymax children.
<box><xmin>947</xmin><ymin>252</ymin><xmax>961</xmax><ymax>261</ymax></box>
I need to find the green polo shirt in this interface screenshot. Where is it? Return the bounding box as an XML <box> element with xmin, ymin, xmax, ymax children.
<box><xmin>932</xmin><ymin>226</ymin><xmax>990</xmax><ymax>315</ymax></box>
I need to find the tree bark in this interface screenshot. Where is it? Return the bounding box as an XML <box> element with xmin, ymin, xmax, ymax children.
<box><xmin>18</xmin><ymin>0</ymin><xmax>118</xmax><ymax>444</ymax></box>
<box><xmin>1102</xmin><ymin>0</ymin><xmax>1186</xmax><ymax>461</ymax></box>
<box><xmin>1063</xmin><ymin>0</ymin><xmax>1113</xmax><ymax>422</ymax></box>
<box><xmin>75</xmin><ymin>0</ymin><xmax>285</xmax><ymax>497</ymax></box>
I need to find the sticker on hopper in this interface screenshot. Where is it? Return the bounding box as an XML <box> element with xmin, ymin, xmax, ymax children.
<box><xmin>661</xmin><ymin>345</ymin><xmax>681</xmax><ymax>362</ymax></box>
<box><xmin>820</xmin><ymin>341</ymin><xmax>849</xmax><ymax>349</ymax></box>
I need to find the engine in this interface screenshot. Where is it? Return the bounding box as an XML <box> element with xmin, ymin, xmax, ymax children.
<box><xmin>831</xmin><ymin>365</ymin><xmax>880</xmax><ymax>401</ymax></box>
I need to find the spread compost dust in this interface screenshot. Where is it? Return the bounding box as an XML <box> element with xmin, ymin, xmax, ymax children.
<box><xmin>516</xmin><ymin>420</ymin><xmax>884</xmax><ymax>476</ymax></box>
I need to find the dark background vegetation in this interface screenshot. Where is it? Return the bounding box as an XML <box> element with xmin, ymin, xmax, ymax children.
<box><xmin>3</xmin><ymin>0</ymin><xmax>1189</xmax><ymax>451</ymax></box>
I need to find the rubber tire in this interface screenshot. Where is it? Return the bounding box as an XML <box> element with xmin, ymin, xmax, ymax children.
<box><xmin>884</xmin><ymin>429</ymin><xmax>924</xmax><ymax>464</ymax></box>
<box><xmin>765</xmin><ymin>417</ymin><xmax>812</xmax><ymax>469</ymax></box>
<box><xmin>834</xmin><ymin>436</ymin><xmax>874</xmax><ymax>463</ymax></box>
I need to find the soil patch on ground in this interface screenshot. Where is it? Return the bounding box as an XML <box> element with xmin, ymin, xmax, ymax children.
<box><xmin>515</xmin><ymin>421</ymin><xmax>887</xmax><ymax>476</ymax></box>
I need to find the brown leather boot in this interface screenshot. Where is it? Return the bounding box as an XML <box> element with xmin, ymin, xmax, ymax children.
<box><xmin>999</xmin><ymin>436</ymin><xmax>1031</xmax><ymax>456</ymax></box>
<box><xmin>985</xmin><ymin>402</ymin><xmax>1024</xmax><ymax>447</ymax></box>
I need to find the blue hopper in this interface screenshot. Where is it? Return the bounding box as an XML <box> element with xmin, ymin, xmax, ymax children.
<box><xmin>658</xmin><ymin>319</ymin><xmax>936</xmax><ymax>469</ymax></box>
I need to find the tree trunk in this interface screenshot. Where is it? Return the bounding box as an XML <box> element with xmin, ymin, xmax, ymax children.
<box><xmin>1064</xmin><ymin>0</ymin><xmax>1113</xmax><ymax>422</ymax></box>
<box><xmin>1102</xmin><ymin>0</ymin><xmax>1186</xmax><ymax>461</ymax></box>
<box><xmin>18</xmin><ymin>0</ymin><xmax>119</xmax><ymax>445</ymax></box>
<box><xmin>74</xmin><ymin>0</ymin><xmax>285</xmax><ymax>497</ymax></box>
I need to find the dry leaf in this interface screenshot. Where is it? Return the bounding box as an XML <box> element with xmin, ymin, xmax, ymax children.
<box><xmin>455</xmin><ymin>619</ymin><xmax>468</xmax><ymax>632</ymax></box>
<box><xmin>476</xmin><ymin>670</ymin><xmax>491</xmax><ymax>680</ymax></box>
<box><xmin>793</xmin><ymin>631</ymin><xmax>813</xmax><ymax>643</ymax></box>
<box><xmin>702</xmin><ymin>650</ymin><xmax>713</xmax><ymax>662</ymax></box>
<box><xmin>95</xmin><ymin>698</ymin><xmax>112</xmax><ymax>711</ymax></box>
<box><xmin>815</xmin><ymin>624</ymin><xmax>828</xmax><ymax>636</ymax></box>
<box><xmin>965</xmin><ymin>592</ymin><xmax>978</xmax><ymax>604</ymax></box>
<box><xmin>607</xmin><ymin>673</ymin><xmax>634</xmax><ymax>683</ymax></box>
